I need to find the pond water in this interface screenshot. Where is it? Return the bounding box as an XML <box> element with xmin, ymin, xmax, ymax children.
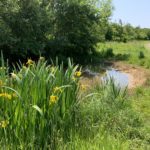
<box><xmin>101</xmin><ymin>68</ymin><xmax>129</xmax><ymax>88</ymax></box>
<box><xmin>83</xmin><ymin>66</ymin><xmax>130</xmax><ymax>89</ymax></box>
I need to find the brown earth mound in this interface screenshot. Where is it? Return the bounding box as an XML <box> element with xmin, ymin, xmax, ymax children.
<box><xmin>112</xmin><ymin>61</ymin><xmax>150</xmax><ymax>89</ymax></box>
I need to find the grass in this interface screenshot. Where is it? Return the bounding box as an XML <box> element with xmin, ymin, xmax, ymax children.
<box><xmin>97</xmin><ymin>41</ymin><xmax>150</xmax><ymax>68</ymax></box>
<box><xmin>0</xmin><ymin>47</ymin><xmax>150</xmax><ymax>149</ymax></box>
<box><xmin>96</xmin><ymin>40</ymin><xmax>150</xmax><ymax>149</ymax></box>
<box><xmin>129</xmin><ymin>87</ymin><xmax>150</xmax><ymax>150</ymax></box>
<box><xmin>0</xmin><ymin>57</ymin><xmax>80</xmax><ymax>149</ymax></box>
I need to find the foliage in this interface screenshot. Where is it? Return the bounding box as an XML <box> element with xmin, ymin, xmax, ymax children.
<box><xmin>0</xmin><ymin>58</ymin><xmax>80</xmax><ymax>149</ymax></box>
<box><xmin>46</xmin><ymin>0</ymin><xmax>100</xmax><ymax>57</ymax></box>
<box><xmin>0</xmin><ymin>56</ymin><xmax>149</xmax><ymax>149</ymax></box>
<box><xmin>130</xmin><ymin>87</ymin><xmax>150</xmax><ymax>150</ymax></box>
<box><xmin>97</xmin><ymin>41</ymin><xmax>150</xmax><ymax>68</ymax></box>
<box><xmin>0</xmin><ymin>0</ymin><xmax>52</xmax><ymax>61</ymax></box>
<box><xmin>105</xmin><ymin>21</ymin><xmax>150</xmax><ymax>42</ymax></box>
<box><xmin>0</xmin><ymin>0</ymin><xmax>112</xmax><ymax>62</ymax></box>
<box><xmin>101</xmin><ymin>48</ymin><xmax>114</xmax><ymax>58</ymax></box>
<box><xmin>138</xmin><ymin>51</ymin><xmax>145</xmax><ymax>59</ymax></box>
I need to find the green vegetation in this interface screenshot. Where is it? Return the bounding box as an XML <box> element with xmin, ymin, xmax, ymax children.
<box><xmin>0</xmin><ymin>0</ymin><xmax>150</xmax><ymax>149</ymax></box>
<box><xmin>0</xmin><ymin>57</ymin><xmax>80</xmax><ymax>149</ymax></box>
<box><xmin>0</xmin><ymin>57</ymin><xmax>150</xmax><ymax>149</ymax></box>
<box><xmin>1</xmin><ymin>0</ymin><xmax>149</xmax><ymax>63</ymax></box>
<box><xmin>0</xmin><ymin>0</ymin><xmax>112</xmax><ymax>62</ymax></box>
<box><xmin>130</xmin><ymin>87</ymin><xmax>150</xmax><ymax>150</ymax></box>
<box><xmin>98</xmin><ymin>41</ymin><xmax>150</xmax><ymax>68</ymax></box>
<box><xmin>96</xmin><ymin>41</ymin><xmax>150</xmax><ymax>149</ymax></box>
<box><xmin>105</xmin><ymin>21</ymin><xmax>150</xmax><ymax>42</ymax></box>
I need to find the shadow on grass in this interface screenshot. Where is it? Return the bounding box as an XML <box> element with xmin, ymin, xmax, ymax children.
<box><xmin>95</xmin><ymin>48</ymin><xmax>130</xmax><ymax>61</ymax></box>
<box><xmin>1</xmin><ymin>47</ymin><xmax>130</xmax><ymax>72</ymax></box>
<box><xmin>76</xmin><ymin>48</ymin><xmax>130</xmax><ymax>71</ymax></box>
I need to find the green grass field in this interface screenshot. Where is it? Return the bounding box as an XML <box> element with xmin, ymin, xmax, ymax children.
<box><xmin>97</xmin><ymin>41</ymin><xmax>150</xmax><ymax>68</ymax></box>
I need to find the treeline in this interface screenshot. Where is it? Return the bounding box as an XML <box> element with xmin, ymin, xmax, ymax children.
<box><xmin>106</xmin><ymin>20</ymin><xmax>150</xmax><ymax>42</ymax></box>
<box><xmin>0</xmin><ymin>0</ymin><xmax>150</xmax><ymax>63</ymax></box>
<box><xmin>0</xmin><ymin>0</ymin><xmax>112</xmax><ymax>62</ymax></box>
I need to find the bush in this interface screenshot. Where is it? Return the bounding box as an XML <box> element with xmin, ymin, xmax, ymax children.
<box><xmin>102</xmin><ymin>48</ymin><xmax>114</xmax><ymax>58</ymax></box>
<box><xmin>138</xmin><ymin>51</ymin><xmax>145</xmax><ymax>59</ymax></box>
<box><xmin>0</xmin><ymin>0</ymin><xmax>112</xmax><ymax>62</ymax></box>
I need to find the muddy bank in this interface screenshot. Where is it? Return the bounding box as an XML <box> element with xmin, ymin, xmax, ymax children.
<box><xmin>80</xmin><ymin>61</ymin><xmax>150</xmax><ymax>90</ymax></box>
<box><xmin>111</xmin><ymin>61</ymin><xmax>150</xmax><ymax>89</ymax></box>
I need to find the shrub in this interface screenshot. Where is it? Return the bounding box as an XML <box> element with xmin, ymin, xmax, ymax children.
<box><xmin>138</xmin><ymin>51</ymin><xmax>145</xmax><ymax>59</ymax></box>
<box><xmin>102</xmin><ymin>48</ymin><xmax>114</xmax><ymax>58</ymax></box>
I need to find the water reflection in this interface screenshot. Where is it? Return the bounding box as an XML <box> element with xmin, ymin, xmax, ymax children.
<box><xmin>102</xmin><ymin>69</ymin><xmax>129</xmax><ymax>88</ymax></box>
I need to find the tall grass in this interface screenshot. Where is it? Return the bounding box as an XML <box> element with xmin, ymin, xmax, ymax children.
<box><xmin>0</xmin><ymin>57</ymin><xmax>81</xmax><ymax>149</ymax></box>
<box><xmin>0</xmin><ymin>56</ymin><xmax>148</xmax><ymax>149</ymax></box>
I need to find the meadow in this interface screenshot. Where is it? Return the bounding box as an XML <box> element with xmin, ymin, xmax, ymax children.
<box><xmin>97</xmin><ymin>41</ymin><xmax>150</xmax><ymax>68</ymax></box>
<box><xmin>0</xmin><ymin>41</ymin><xmax>150</xmax><ymax>149</ymax></box>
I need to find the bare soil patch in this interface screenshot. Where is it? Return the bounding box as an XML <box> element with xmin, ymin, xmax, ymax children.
<box><xmin>112</xmin><ymin>61</ymin><xmax>150</xmax><ymax>89</ymax></box>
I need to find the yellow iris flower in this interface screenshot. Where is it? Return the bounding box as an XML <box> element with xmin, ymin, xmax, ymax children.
<box><xmin>26</xmin><ymin>59</ymin><xmax>34</xmax><ymax>65</ymax></box>
<box><xmin>74</xmin><ymin>71</ymin><xmax>82</xmax><ymax>77</ymax></box>
<box><xmin>0</xmin><ymin>93</ymin><xmax>12</xmax><ymax>100</ymax></box>
<box><xmin>50</xmin><ymin>95</ymin><xmax>58</xmax><ymax>104</ymax></box>
<box><xmin>0</xmin><ymin>120</ymin><xmax>9</xmax><ymax>128</ymax></box>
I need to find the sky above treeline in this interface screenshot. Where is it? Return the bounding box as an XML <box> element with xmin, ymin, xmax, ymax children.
<box><xmin>111</xmin><ymin>0</ymin><xmax>150</xmax><ymax>28</ymax></box>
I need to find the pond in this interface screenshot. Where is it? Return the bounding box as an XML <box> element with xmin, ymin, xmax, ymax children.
<box><xmin>101</xmin><ymin>68</ymin><xmax>129</xmax><ymax>88</ymax></box>
<box><xmin>82</xmin><ymin>67</ymin><xmax>129</xmax><ymax>89</ymax></box>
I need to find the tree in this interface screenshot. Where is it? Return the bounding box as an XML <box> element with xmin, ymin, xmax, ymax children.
<box><xmin>134</xmin><ymin>26</ymin><xmax>147</xmax><ymax>40</ymax></box>
<box><xmin>0</xmin><ymin>0</ymin><xmax>52</xmax><ymax>60</ymax></box>
<box><xmin>46</xmin><ymin>0</ymin><xmax>112</xmax><ymax>58</ymax></box>
<box><xmin>147</xmin><ymin>30</ymin><xmax>150</xmax><ymax>40</ymax></box>
<box><xmin>0</xmin><ymin>0</ymin><xmax>113</xmax><ymax>62</ymax></box>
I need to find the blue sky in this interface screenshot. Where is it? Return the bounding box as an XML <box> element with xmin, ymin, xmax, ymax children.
<box><xmin>111</xmin><ymin>0</ymin><xmax>150</xmax><ymax>28</ymax></box>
